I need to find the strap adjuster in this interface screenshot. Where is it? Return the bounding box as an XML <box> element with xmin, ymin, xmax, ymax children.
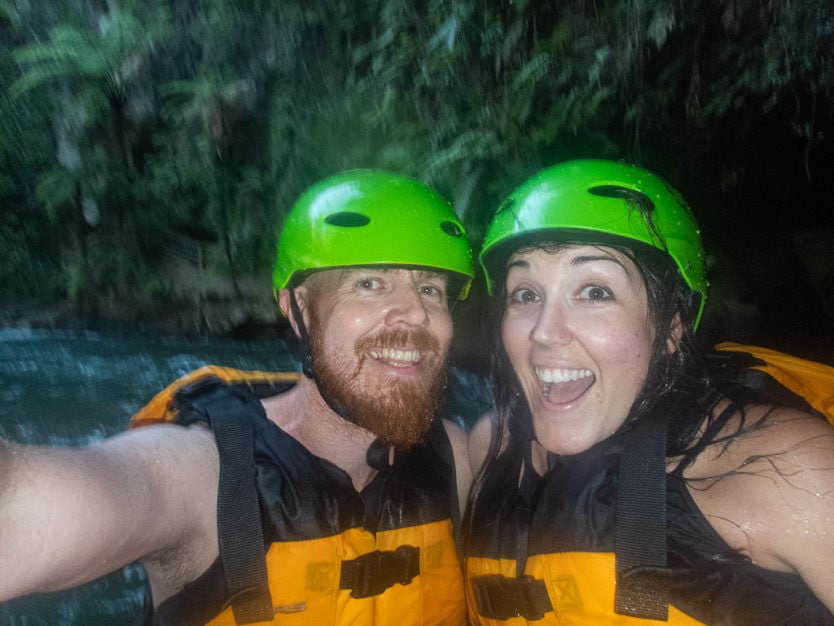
<box><xmin>340</xmin><ymin>546</ymin><xmax>420</xmax><ymax>598</ymax></box>
<box><xmin>472</xmin><ymin>574</ymin><xmax>552</xmax><ymax>620</ymax></box>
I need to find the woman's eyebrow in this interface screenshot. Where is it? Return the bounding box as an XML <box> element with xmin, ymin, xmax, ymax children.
<box><xmin>571</xmin><ymin>254</ymin><xmax>625</xmax><ymax>268</ymax></box>
<box><xmin>506</xmin><ymin>258</ymin><xmax>530</xmax><ymax>272</ymax></box>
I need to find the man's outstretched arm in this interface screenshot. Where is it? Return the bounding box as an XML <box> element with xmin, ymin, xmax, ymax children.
<box><xmin>0</xmin><ymin>424</ymin><xmax>220</xmax><ymax>605</ymax></box>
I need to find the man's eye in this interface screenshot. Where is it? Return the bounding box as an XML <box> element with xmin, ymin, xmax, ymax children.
<box><xmin>580</xmin><ymin>284</ymin><xmax>612</xmax><ymax>301</ymax></box>
<box><xmin>356</xmin><ymin>278</ymin><xmax>381</xmax><ymax>290</ymax></box>
<box><xmin>509</xmin><ymin>288</ymin><xmax>539</xmax><ymax>304</ymax></box>
<box><xmin>419</xmin><ymin>285</ymin><xmax>445</xmax><ymax>298</ymax></box>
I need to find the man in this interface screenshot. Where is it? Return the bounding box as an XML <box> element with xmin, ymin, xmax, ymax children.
<box><xmin>0</xmin><ymin>170</ymin><xmax>474</xmax><ymax>625</ymax></box>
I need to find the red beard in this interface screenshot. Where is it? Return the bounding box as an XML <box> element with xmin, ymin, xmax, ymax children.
<box><xmin>310</xmin><ymin>326</ymin><xmax>447</xmax><ymax>448</ymax></box>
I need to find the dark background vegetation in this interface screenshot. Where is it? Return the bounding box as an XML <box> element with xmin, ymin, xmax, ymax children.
<box><xmin>1</xmin><ymin>0</ymin><xmax>833</xmax><ymax>365</ymax></box>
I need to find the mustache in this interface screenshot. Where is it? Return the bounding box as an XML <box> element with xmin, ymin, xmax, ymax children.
<box><xmin>355</xmin><ymin>327</ymin><xmax>441</xmax><ymax>356</ymax></box>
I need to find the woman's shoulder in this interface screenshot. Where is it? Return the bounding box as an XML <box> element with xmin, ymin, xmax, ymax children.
<box><xmin>682</xmin><ymin>402</ymin><xmax>834</xmax><ymax>604</ymax></box>
<box><xmin>690</xmin><ymin>402</ymin><xmax>834</xmax><ymax>475</ymax></box>
<box><xmin>468</xmin><ymin>410</ymin><xmax>499</xmax><ymax>477</ymax></box>
<box><xmin>682</xmin><ymin>401</ymin><xmax>833</xmax><ymax>493</ymax></box>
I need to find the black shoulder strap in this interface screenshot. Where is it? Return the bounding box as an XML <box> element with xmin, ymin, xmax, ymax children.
<box><xmin>425</xmin><ymin>418</ymin><xmax>461</xmax><ymax>535</ymax></box>
<box><xmin>174</xmin><ymin>378</ymin><xmax>274</xmax><ymax>624</ymax></box>
<box><xmin>615</xmin><ymin>417</ymin><xmax>669</xmax><ymax>620</ymax></box>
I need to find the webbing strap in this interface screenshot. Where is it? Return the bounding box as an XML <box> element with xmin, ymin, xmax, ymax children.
<box><xmin>288</xmin><ymin>289</ymin><xmax>314</xmax><ymax>378</ymax></box>
<box><xmin>339</xmin><ymin>546</ymin><xmax>421</xmax><ymax>598</ymax></box>
<box><xmin>178</xmin><ymin>380</ymin><xmax>274</xmax><ymax>624</ymax></box>
<box><xmin>471</xmin><ymin>574</ymin><xmax>553</xmax><ymax>621</ymax></box>
<box><xmin>615</xmin><ymin>417</ymin><xmax>669</xmax><ymax>620</ymax></box>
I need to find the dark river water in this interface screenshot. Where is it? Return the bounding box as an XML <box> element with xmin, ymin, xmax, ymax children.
<box><xmin>0</xmin><ymin>328</ymin><xmax>491</xmax><ymax>625</ymax></box>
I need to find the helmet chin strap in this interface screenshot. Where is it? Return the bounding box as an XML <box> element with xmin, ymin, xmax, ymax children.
<box><xmin>287</xmin><ymin>287</ymin><xmax>315</xmax><ymax>379</ymax></box>
<box><xmin>288</xmin><ymin>288</ymin><xmax>357</xmax><ymax>425</ymax></box>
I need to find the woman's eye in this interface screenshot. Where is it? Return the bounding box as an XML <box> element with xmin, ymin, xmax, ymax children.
<box><xmin>580</xmin><ymin>284</ymin><xmax>612</xmax><ymax>301</ymax></box>
<box><xmin>509</xmin><ymin>288</ymin><xmax>539</xmax><ymax>304</ymax></box>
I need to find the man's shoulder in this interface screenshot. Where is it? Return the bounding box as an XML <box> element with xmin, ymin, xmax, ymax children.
<box><xmin>131</xmin><ymin>367</ymin><xmax>300</xmax><ymax>428</ymax></box>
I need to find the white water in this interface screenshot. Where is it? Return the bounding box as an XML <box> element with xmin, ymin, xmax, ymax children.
<box><xmin>0</xmin><ymin>328</ymin><xmax>302</xmax><ymax>625</ymax></box>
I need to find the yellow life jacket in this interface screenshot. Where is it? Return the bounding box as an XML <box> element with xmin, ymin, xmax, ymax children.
<box><xmin>466</xmin><ymin>554</ymin><xmax>705</xmax><ymax>625</ymax></box>
<box><xmin>130</xmin><ymin>365</ymin><xmax>300</xmax><ymax>427</ymax></box>
<box><xmin>716</xmin><ymin>342</ymin><xmax>834</xmax><ymax>422</ymax></box>
<box><xmin>133</xmin><ymin>367</ymin><xmax>466</xmax><ymax>626</ymax></box>
<box><xmin>464</xmin><ymin>345</ymin><xmax>834</xmax><ymax>625</ymax></box>
<box><xmin>204</xmin><ymin>520</ymin><xmax>464</xmax><ymax>626</ymax></box>
<box><xmin>465</xmin><ymin>430</ymin><xmax>830</xmax><ymax>625</ymax></box>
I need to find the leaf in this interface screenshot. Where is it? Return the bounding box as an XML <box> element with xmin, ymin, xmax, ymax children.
<box><xmin>428</xmin><ymin>16</ymin><xmax>458</xmax><ymax>53</ymax></box>
<box><xmin>35</xmin><ymin>168</ymin><xmax>78</xmax><ymax>223</ymax></box>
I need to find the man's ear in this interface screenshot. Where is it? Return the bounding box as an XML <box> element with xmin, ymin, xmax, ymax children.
<box><xmin>666</xmin><ymin>312</ymin><xmax>684</xmax><ymax>355</ymax></box>
<box><xmin>277</xmin><ymin>286</ymin><xmax>311</xmax><ymax>337</ymax></box>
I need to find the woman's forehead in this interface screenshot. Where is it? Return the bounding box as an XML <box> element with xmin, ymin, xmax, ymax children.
<box><xmin>507</xmin><ymin>243</ymin><xmax>635</xmax><ymax>268</ymax></box>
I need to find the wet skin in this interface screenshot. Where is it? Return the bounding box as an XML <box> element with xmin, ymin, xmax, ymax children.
<box><xmin>302</xmin><ymin>267</ymin><xmax>453</xmax><ymax>387</ymax></box>
<box><xmin>501</xmin><ymin>245</ymin><xmax>655</xmax><ymax>456</ymax></box>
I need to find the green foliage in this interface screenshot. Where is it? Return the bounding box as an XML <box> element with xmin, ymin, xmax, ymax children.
<box><xmin>0</xmin><ymin>0</ymin><xmax>18</xmax><ymax>28</ymax></box>
<box><xmin>66</xmin><ymin>257</ymin><xmax>87</xmax><ymax>301</ymax></box>
<box><xmin>10</xmin><ymin>12</ymin><xmax>149</xmax><ymax>101</ymax></box>
<box><xmin>35</xmin><ymin>168</ymin><xmax>77</xmax><ymax>223</ymax></box>
<box><xmin>1</xmin><ymin>0</ymin><xmax>832</xmax><ymax>329</ymax></box>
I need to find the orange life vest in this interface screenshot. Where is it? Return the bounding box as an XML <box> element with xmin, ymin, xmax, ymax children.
<box><xmin>133</xmin><ymin>367</ymin><xmax>466</xmax><ymax>625</ymax></box>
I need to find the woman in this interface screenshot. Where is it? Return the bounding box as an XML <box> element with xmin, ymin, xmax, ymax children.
<box><xmin>464</xmin><ymin>159</ymin><xmax>834</xmax><ymax>624</ymax></box>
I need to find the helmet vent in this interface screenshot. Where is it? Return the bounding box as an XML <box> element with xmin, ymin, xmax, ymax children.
<box><xmin>589</xmin><ymin>185</ymin><xmax>654</xmax><ymax>214</ymax></box>
<box><xmin>324</xmin><ymin>211</ymin><xmax>371</xmax><ymax>227</ymax></box>
<box><xmin>440</xmin><ymin>220</ymin><xmax>464</xmax><ymax>237</ymax></box>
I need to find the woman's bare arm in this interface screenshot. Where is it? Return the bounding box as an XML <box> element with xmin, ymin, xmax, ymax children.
<box><xmin>685</xmin><ymin>407</ymin><xmax>834</xmax><ymax>612</ymax></box>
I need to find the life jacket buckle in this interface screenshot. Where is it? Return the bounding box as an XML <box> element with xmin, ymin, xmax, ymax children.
<box><xmin>340</xmin><ymin>545</ymin><xmax>421</xmax><ymax>598</ymax></box>
<box><xmin>471</xmin><ymin>574</ymin><xmax>552</xmax><ymax>620</ymax></box>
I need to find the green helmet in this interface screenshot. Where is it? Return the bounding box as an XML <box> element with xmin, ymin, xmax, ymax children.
<box><xmin>480</xmin><ymin>159</ymin><xmax>708</xmax><ymax>326</ymax></box>
<box><xmin>273</xmin><ymin>169</ymin><xmax>474</xmax><ymax>299</ymax></box>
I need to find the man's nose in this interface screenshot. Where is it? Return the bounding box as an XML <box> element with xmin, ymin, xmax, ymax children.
<box><xmin>384</xmin><ymin>283</ymin><xmax>430</xmax><ymax>327</ymax></box>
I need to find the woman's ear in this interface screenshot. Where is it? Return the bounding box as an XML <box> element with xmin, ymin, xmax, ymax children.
<box><xmin>666</xmin><ymin>312</ymin><xmax>684</xmax><ymax>355</ymax></box>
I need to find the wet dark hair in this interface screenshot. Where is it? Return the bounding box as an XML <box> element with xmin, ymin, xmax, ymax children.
<box><xmin>461</xmin><ymin>236</ymin><xmax>703</xmax><ymax>554</ymax></box>
<box><xmin>479</xmin><ymin>236</ymin><xmax>816</xmax><ymax>469</ymax></box>
<box><xmin>462</xmin><ymin>235</ymin><xmax>828</xmax><ymax>576</ymax></box>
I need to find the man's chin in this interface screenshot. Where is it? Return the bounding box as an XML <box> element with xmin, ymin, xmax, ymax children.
<box><xmin>348</xmin><ymin>377</ymin><xmax>441</xmax><ymax>448</ymax></box>
<box><xmin>350</xmin><ymin>397</ymin><xmax>436</xmax><ymax>449</ymax></box>
<box><xmin>313</xmin><ymin>352</ymin><xmax>446</xmax><ymax>449</ymax></box>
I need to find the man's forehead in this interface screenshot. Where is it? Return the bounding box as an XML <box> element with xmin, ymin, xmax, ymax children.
<box><xmin>315</xmin><ymin>267</ymin><xmax>449</xmax><ymax>283</ymax></box>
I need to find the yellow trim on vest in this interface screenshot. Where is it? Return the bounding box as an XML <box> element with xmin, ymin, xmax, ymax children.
<box><xmin>130</xmin><ymin>366</ymin><xmax>300</xmax><ymax>427</ymax></box>
<box><xmin>207</xmin><ymin>520</ymin><xmax>465</xmax><ymax>625</ymax></box>
<box><xmin>716</xmin><ymin>342</ymin><xmax>834</xmax><ymax>422</ymax></box>
<box><xmin>467</xmin><ymin>553</ymin><xmax>705</xmax><ymax>625</ymax></box>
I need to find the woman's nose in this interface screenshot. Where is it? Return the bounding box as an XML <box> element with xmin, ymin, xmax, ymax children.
<box><xmin>530</xmin><ymin>301</ymin><xmax>572</xmax><ymax>346</ymax></box>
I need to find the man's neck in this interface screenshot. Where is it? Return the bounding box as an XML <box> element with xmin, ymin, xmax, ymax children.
<box><xmin>261</xmin><ymin>378</ymin><xmax>380</xmax><ymax>491</ymax></box>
